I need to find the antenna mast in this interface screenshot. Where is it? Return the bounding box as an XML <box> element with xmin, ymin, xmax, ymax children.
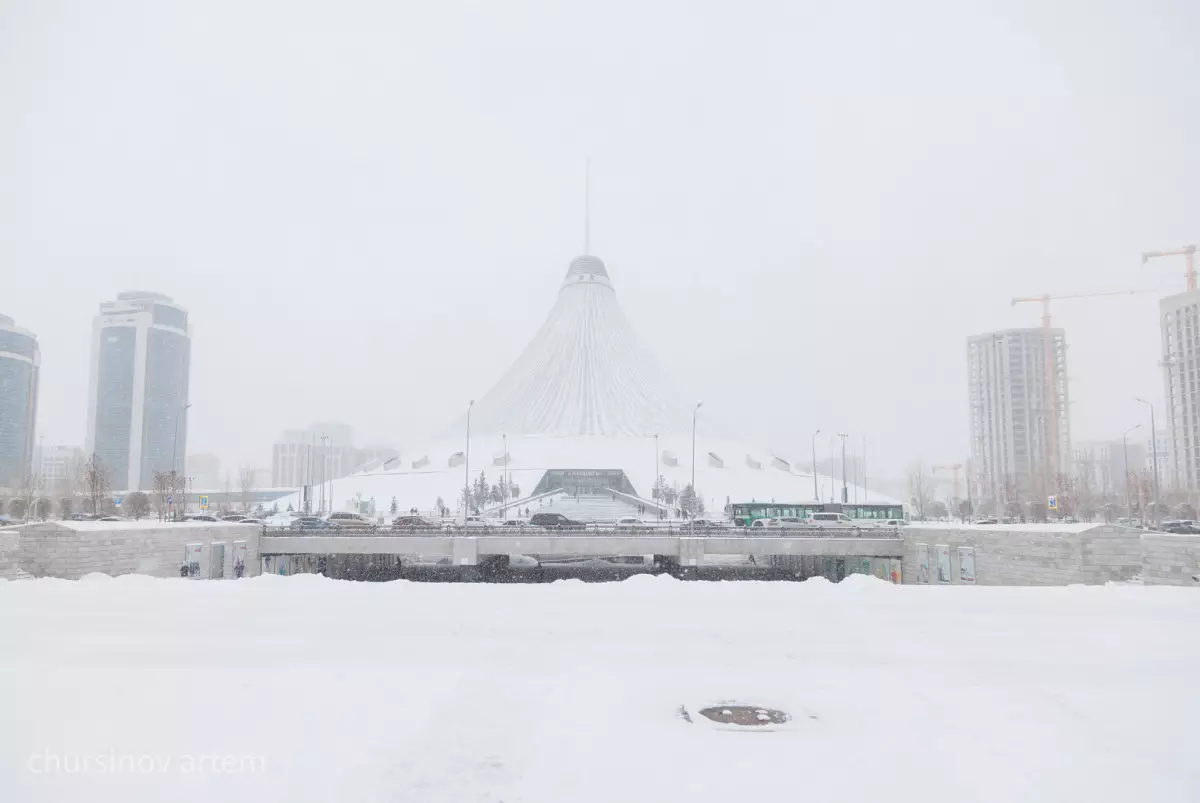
<box><xmin>584</xmin><ymin>156</ymin><xmax>590</xmax><ymax>254</ymax></box>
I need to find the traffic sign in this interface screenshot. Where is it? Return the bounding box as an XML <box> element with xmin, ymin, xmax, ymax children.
<box><xmin>114</xmin><ymin>496</ymin><xmax>123</xmax><ymax>507</ymax></box>
<box><xmin>199</xmin><ymin>495</ymin><xmax>209</xmax><ymax>510</ymax></box>
<box><xmin>167</xmin><ymin>495</ymin><xmax>173</xmax><ymax>505</ymax></box>
<box><xmin>1047</xmin><ymin>495</ymin><xmax>1058</xmax><ymax>511</ymax></box>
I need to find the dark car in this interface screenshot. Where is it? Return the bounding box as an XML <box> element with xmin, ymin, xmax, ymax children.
<box><xmin>529</xmin><ymin>512</ymin><xmax>584</xmax><ymax>528</ymax></box>
<box><xmin>392</xmin><ymin>515</ymin><xmax>436</xmax><ymax>527</ymax></box>
<box><xmin>185</xmin><ymin>514</ymin><xmax>220</xmax><ymax>522</ymax></box>
<box><xmin>290</xmin><ymin>516</ymin><xmax>340</xmax><ymax>530</ymax></box>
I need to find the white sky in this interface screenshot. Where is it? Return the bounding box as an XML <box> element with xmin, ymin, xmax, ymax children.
<box><xmin>2</xmin><ymin>0</ymin><xmax>1198</xmax><ymax>478</ymax></box>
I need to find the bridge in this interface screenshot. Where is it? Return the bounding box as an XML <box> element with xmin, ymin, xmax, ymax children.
<box><xmin>259</xmin><ymin>531</ymin><xmax>905</xmax><ymax>566</ymax></box>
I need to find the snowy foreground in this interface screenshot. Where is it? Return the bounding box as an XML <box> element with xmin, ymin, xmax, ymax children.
<box><xmin>3</xmin><ymin>576</ymin><xmax>1199</xmax><ymax>803</ymax></box>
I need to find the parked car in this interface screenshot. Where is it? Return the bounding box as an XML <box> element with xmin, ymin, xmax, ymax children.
<box><xmin>689</xmin><ymin>518</ymin><xmax>723</xmax><ymax>528</ymax></box>
<box><xmin>750</xmin><ymin>517</ymin><xmax>780</xmax><ymax>529</ymax></box>
<box><xmin>237</xmin><ymin>518</ymin><xmax>265</xmax><ymax>526</ymax></box>
<box><xmin>445</xmin><ymin>516</ymin><xmax>498</xmax><ymax>530</ymax></box>
<box><xmin>291</xmin><ymin>516</ymin><xmax>340</xmax><ymax>530</ymax></box>
<box><xmin>529</xmin><ymin>512</ymin><xmax>584</xmax><ymax>528</ymax></box>
<box><xmin>615</xmin><ymin>517</ymin><xmax>646</xmax><ymax>528</ymax></box>
<box><xmin>974</xmin><ymin>518</ymin><xmax>999</xmax><ymax>525</ymax></box>
<box><xmin>501</xmin><ymin>519</ymin><xmax>538</xmax><ymax>527</ymax></box>
<box><xmin>185</xmin><ymin>514</ymin><xmax>220</xmax><ymax>522</ymax></box>
<box><xmin>327</xmin><ymin>512</ymin><xmax>373</xmax><ymax>528</ymax></box>
<box><xmin>775</xmin><ymin>516</ymin><xmax>812</xmax><ymax>529</ymax></box>
<box><xmin>220</xmin><ymin>514</ymin><xmax>247</xmax><ymax>522</ymax></box>
<box><xmin>806</xmin><ymin>512</ymin><xmax>855</xmax><ymax>528</ymax></box>
<box><xmin>875</xmin><ymin>519</ymin><xmax>910</xmax><ymax>527</ymax></box>
<box><xmin>392</xmin><ymin>515</ymin><xmax>436</xmax><ymax>527</ymax></box>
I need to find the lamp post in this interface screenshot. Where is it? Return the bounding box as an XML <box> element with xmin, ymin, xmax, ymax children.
<box><xmin>1136</xmin><ymin>398</ymin><xmax>1161</xmax><ymax>528</ymax></box>
<box><xmin>691</xmin><ymin>402</ymin><xmax>702</xmax><ymax>530</ymax></box>
<box><xmin>837</xmin><ymin>433</ymin><xmax>849</xmax><ymax>504</ymax></box>
<box><xmin>1122</xmin><ymin>423</ymin><xmax>1141</xmax><ymax>521</ymax></box>
<box><xmin>319</xmin><ymin>432</ymin><xmax>328</xmax><ymax>513</ymax></box>
<box><xmin>170</xmin><ymin>403</ymin><xmax>192</xmax><ymax>476</ymax></box>
<box><xmin>654</xmin><ymin>433</ymin><xmax>660</xmax><ymax>520</ymax></box>
<box><xmin>502</xmin><ymin>433</ymin><xmax>507</xmax><ymax>520</ymax></box>
<box><xmin>811</xmin><ymin>429</ymin><xmax>821</xmax><ymax>501</ymax></box>
<box><xmin>170</xmin><ymin>403</ymin><xmax>191</xmax><ymax>520</ymax></box>
<box><xmin>464</xmin><ymin>400</ymin><xmax>474</xmax><ymax>522</ymax></box>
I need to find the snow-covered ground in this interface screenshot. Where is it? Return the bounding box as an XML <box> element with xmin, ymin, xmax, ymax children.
<box><xmin>3</xmin><ymin>575</ymin><xmax>1198</xmax><ymax>802</ymax></box>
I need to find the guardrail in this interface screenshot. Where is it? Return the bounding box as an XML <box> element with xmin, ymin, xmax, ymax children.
<box><xmin>264</xmin><ymin>524</ymin><xmax>902</xmax><ymax>539</ymax></box>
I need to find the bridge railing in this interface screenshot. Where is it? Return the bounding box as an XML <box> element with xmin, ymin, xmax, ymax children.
<box><xmin>261</xmin><ymin>524</ymin><xmax>903</xmax><ymax>539</ymax></box>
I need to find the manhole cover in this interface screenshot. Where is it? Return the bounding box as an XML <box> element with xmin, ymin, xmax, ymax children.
<box><xmin>698</xmin><ymin>705</ymin><xmax>789</xmax><ymax>726</ymax></box>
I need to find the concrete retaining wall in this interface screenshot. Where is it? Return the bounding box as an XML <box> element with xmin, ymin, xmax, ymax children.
<box><xmin>1141</xmin><ymin>533</ymin><xmax>1200</xmax><ymax>586</ymax></box>
<box><xmin>902</xmin><ymin>526</ymin><xmax>1143</xmax><ymax>586</ymax></box>
<box><xmin>7</xmin><ymin>522</ymin><xmax>261</xmax><ymax>580</ymax></box>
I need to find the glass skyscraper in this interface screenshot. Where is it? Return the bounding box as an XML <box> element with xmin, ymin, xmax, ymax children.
<box><xmin>85</xmin><ymin>292</ymin><xmax>191</xmax><ymax>491</ymax></box>
<box><xmin>0</xmin><ymin>314</ymin><xmax>39</xmax><ymax>491</ymax></box>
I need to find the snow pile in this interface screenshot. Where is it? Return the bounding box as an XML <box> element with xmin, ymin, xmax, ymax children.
<box><xmin>3</xmin><ymin>578</ymin><xmax>1198</xmax><ymax>802</ymax></box>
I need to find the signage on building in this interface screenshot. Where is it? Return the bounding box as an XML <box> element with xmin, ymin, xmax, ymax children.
<box><xmin>1047</xmin><ymin>495</ymin><xmax>1058</xmax><ymax>511</ymax></box>
<box><xmin>199</xmin><ymin>495</ymin><xmax>209</xmax><ymax>510</ymax></box>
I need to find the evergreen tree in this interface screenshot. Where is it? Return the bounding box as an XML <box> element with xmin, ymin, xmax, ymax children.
<box><xmin>390</xmin><ymin>496</ymin><xmax>398</xmax><ymax>515</ymax></box>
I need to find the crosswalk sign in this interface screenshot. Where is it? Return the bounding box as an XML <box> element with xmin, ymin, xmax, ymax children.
<box><xmin>1047</xmin><ymin>495</ymin><xmax>1058</xmax><ymax>511</ymax></box>
<box><xmin>199</xmin><ymin>495</ymin><xmax>210</xmax><ymax>510</ymax></box>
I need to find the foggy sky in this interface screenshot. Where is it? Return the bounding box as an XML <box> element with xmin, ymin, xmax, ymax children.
<box><xmin>2</xmin><ymin>0</ymin><xmax>1198</xmax><ymax>478</ymax></box>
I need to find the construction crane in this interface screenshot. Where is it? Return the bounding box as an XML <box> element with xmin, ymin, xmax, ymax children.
<box><xmin>1142</xmin><ymin>245</ymin><xmax>1197</xmax><ymax>291</ymax></box>
<box><xmin>1010</xmin><ymin>290</ymin><xmax>1148</xmax><ymax>480</ymax></box>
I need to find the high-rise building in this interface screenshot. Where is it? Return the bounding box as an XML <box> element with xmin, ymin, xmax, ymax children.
<box><xmin>967</xmin><ymin>328</ymin><xmax>1071</xmax><ymax>507</ymax></box>
<box><xmin>1161</xmin><ymin>290</ymin><xmax>1200</xmax><ymax>492</ymax></box>
<box><xmin>85</xmin><ymin>292</ymin><xmax>191</xmax><ymax>491</ymax></box>
<box><xmin>186</xmin><ymin>453</ymin><xmax>222</xmax><ymax>490</ymax></box>
<box><xmin>271</xmin><ymin>423</ymin><xmax>356</xmax><ymax>489</ymax></box>
<box><xmin>0</xmin><ymin>314</ymin><xmax>40</xmax><ymax>491</ymax></box>
<box><xmin>34</xmin><ymin>445</ymin><xmax>85</xmax><ymax>496</ymax></box>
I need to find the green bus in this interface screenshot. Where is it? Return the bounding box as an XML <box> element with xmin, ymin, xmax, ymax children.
<box><xmin>728</xmin><ymin>501</ymin><xmax>905</xmax><ymax>526</ymax></box>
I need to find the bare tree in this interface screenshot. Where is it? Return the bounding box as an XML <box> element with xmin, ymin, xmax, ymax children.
<box><xmin>83</xmin><ymin>454</ymin><xmax>112</xmax><ymax>517</ymax></box>
<box><xmin>152</xmin><ymin>471</ymin><xmax>171</xmax><ymax>520</ymax></box>
<box><xmin>237</xmin><ymin>466</ymin><xmax>256</xmax><ymax>513</ymax></box>
<box><xmin>126</xmin><ymin>490</ymin><xmax>151</xmax><ymax>520</ymax></box>
<box><xmin>906</xmin><ymin>461</ymin><xmax>933</xmax><ymax>521</ymax></box>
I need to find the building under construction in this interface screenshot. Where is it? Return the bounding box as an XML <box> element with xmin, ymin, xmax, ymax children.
<box><xmin>967</xmin><ymin>328</ymin><xmax>1071</xmax><ymax>509</ymax></box>
<box><xmin>1160</xmin><ymin>289</ymin><xmax>1200</xmax><ymax>493</ymax></box>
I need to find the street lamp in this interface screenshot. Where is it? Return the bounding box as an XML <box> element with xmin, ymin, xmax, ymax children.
<box><xmin>171</xmin><ymin>403</ymin><xmax>192</xmax><ymax>476</ymax></box>
<box><xmin>811</xmin><ymin>429</ymin><xmax>821</xmax><ymax>501</ymax></box>
<box><xmin>463</xmin><ymin>400</ymin><xmax>474</xmax><ymax>522</ymax></box>
<box><xmin>502</xmin><ymin>433</ymin><xmax>507</xmax><ymax>520</ymax></box>
<box><xmin>1122</xmin><ymin>423</ymin><xmax>1141</xmax><ymax>521</ymax></box>
<box><xmin>691</xmin><ymin>402</ymin><xmax>702</xmax><ymax>529</ymax></box>
<box><xmin>1136</xmin><ymin>398</ymin><xmax>1161</xmax><ymax>528</ymax></box>
<box><xmin>654</xmin><ymin>433</ymin><xmax>660</xmax><ymax>520</ymax></box>
<box><xmin>170</xmin><ymin>403</ymin><xmax>192</xmax><ymax>521</ymax></box>
<box><xmin>837</xmin><ymin>433</ymin><xmax>849</xmax><ymax>504</ymax></box>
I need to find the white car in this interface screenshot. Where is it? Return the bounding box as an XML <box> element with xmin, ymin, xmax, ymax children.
<box><xmin>750</xmin><ymin>518</ymin><xmax>780</xmax><ymax>529</ymax></box>
<box><xmin>615</xmin><ymin>517</ymin><xmax>646</xmax><ymax>528</ymax></box>
<box><xmin>327</xmin><ymin>512</ymin><xmax>374</xmax><ymax>528</ymax></box>
<box><xmin>455</xmin><ymin>516</ymin><xmax>499</xmax><ymax>529</ymax></box>
<box><xmin>776</xmin><ymin>516</ymin><xmax>812</xmax><ymax>529</ymax></box>
<box><xmin>875</xmin><ymin>519</ymin><xmax>909</xmax><ymax>528</ymax></box>
<box><xmin>808</xmin><ymin>512</ymin><xmax>855</xmax><ymax>528</ymax></box>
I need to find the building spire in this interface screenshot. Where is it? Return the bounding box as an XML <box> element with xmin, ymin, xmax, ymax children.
<box><xmin>584</xmin><ymin>156</ymin><xmax>590</xmax><ymax>255</ymax></box>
